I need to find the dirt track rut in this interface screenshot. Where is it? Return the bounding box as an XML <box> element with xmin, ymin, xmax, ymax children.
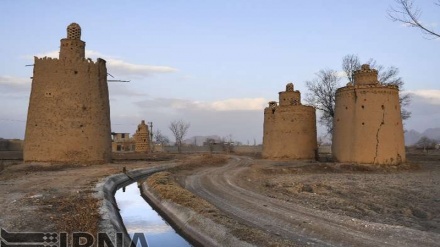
<box><xmin>183</xmin><ymin>156</ymin><xmax>440</xmax><ymax>246</ymax></box>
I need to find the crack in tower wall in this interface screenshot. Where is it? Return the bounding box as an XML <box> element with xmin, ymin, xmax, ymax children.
<box><xmin>373</xmin><ymin>110</ymin><xmax>385</xmax><ymax>164</ymax></box>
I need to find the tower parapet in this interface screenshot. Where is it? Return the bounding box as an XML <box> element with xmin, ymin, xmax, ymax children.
<box><xmin>24</xmin><ymin>23</ymin><xmax>111</xmax><ymax>164</ymax></box>
<box><xmin>353</xmin><ymin>64</ymin><xmax>379</xmax><ymax>86</ymax></box>
<box><xmin>262</xmin><ymin>83</ymin><xmax>317</xmax><ymax>159</ymax></box>
<box><xmin>278</xmin><ymin>82</ymin><xmax>301</xmax><ymax>106</ymax></box>
<box><xmin>332</xmin><ymin>64</ymin><xmax>405</xmax><ymax>165</ymax></box>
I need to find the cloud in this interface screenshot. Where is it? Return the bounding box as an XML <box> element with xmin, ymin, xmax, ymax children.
<box><xmin>128</xmin><ymin>97</ymin><xmax>268</xmax><ymax>143</ymax></box>
<box><xmin>136</xmin><ymin>97</ymin><xmax>268</xmax><ymax>112</ymax></box>
<box><xmin>403</xmin><ymin>89</ymin><xmax>440</xmax><ymax>131</ymax></box>
<box><xmin>406</xmin><ymin>89</ymin><xmax>440</xmax><ymax>105</ymax></box>
<box><xmin>24</xmin><ymin>50</ymin><xmax>178</xmax><ymax>77</ymax></box>
<box><xmin>124</xmin><ymin>221</ymin><xmax>172</xmax><ymax>235</ymax></box>
<box><xmin>0</xmin><ymin>76</ymin><xmax>31</xmax><ymax>91</ymax></box>
<box><xmin>335</xmin><ymin>71</ymin><xmax>347</xmax><ymax>78</ymax></box>
<box><xmin>208</xmin><ymin>97</ymin><xmax>268</xmax><ymax>111</ymax></box>
<box><xmin>106</xmin><ymin>58</ymin><xmax>177</xmax><ymax>77</ymax></box>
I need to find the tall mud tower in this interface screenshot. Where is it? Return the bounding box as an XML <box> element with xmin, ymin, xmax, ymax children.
<box><xmin>332</xmin><ymin>64</ymin><xmax>405</xmax><ymax>165</ymax></box>
<box><xmin>262</xmin><ymin>83</ymin><xmax>317</xmax><ymax>159</ymax></box>
<box><xmin>24</xmin><ymin>23</ymin><xmax>112</xmax><ymax>164</ymax></box>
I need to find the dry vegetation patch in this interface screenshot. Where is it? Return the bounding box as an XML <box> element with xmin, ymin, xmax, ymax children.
<box><xmin>241</xmin><ymin>158</ymin><xmax>440</xmax><ymax>233</ymax></box>
<box><xmin>34</xmin><ymin>192</ymin><xmax>100</xmax><ymax>235</ymax></box>
<box><xmin>170</xmin><ymin>154</ymin><xmax>228</xmax><ymax>173</ymax></box>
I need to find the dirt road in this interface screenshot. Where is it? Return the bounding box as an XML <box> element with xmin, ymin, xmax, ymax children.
<box><xmin>182</xmin><ymin>156</ymin><xmax>440</xmax><ymax>246</ymax></box>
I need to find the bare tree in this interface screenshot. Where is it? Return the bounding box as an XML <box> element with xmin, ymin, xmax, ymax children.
<box><xmin>342</xmin><ymin>54</ymin><xmax>411</xmax><ymax>120</ymax></box>
<box><xmin>415</xmin><ymin>136</ymin><xmax>437</xmax><ymax>152</ymax></box>
<box><xmin>305</xmin><ymin>69</ymin><xmax>341</xmax><ymax>136</ymax></box>
<box><xmin>169</xmin><ymin>120</ymin><xmax>190</xmax><ymax>153</ymax></box>
<box><xmin>154</xmin><ymin>129</ymin><xmax>170</xmax><ymax>147</ymax></box>
<box><xmin>388</xmin><ymin>0</ymin><xmax>440</xmax><ymax>39</ymax></box>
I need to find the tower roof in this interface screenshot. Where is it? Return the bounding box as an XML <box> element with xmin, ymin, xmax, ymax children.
<box><xmin>67</xmin><ymin>23</ymin><xmax>81</xmax><ymax>40</ymax></box>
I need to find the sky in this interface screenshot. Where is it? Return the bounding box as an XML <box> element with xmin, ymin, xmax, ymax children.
<box><xmin>0</xmin><ymin>0</ymin><xmax>439</xmax><ymax>144</ymax></box>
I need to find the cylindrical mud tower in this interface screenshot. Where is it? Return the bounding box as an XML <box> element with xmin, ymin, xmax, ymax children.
<box><xmin>332</xmin><ymin>64</ymin><xmax>406</xmax><ymax>165</ymax></box>
<box><xmin>262</xmin><ymin>83</ymin><xmax>317</xmax><ymax>159</ymax></box>
<box><xmin>24</xmin><ymin>23</ymin><xmax>112</xmax><ymax>164</ymax></box>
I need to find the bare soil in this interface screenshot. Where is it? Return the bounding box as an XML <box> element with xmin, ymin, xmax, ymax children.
<box><xmin>0</xmin><ymin>153</ymin><xmax>177</xmax><ymax>234</ymax></box>
<box><xmin>239</xmin><ymin>155</ymin><xmax>440</xmax><ymax>234</ymax></box>
<box><xmin>1</xmin><ymin>152</ymin><xmax>439</xmax><ymax>246</ymax></box>
<box><xmin>177</xmin><ymin>153</ymin><xmax>440</xmax><ymax>246</ymax></box>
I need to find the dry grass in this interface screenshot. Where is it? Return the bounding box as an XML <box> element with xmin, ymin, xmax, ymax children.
<box><xmin>38</xmin><ymin>192</ymin><xmax>100</xmax><ymax>235</ymax></box>
<box><xmin>147</xmin><ymin>172</ymin><xmax>214</xmax><ymax>213</ymax></box>
<box><xmin>254</xmin><ymin>161</ymin><xmax>420</xmax><ymax>176</ymax></box>
<box><xmin>170</xmin><ymin>154</ymin><xmax>228</xmax><ymax>172</ymax></box>
<box><xmin>242</xmin><ymin>157</ymin><xmax>440</xmax><ymax>233</ymax></box>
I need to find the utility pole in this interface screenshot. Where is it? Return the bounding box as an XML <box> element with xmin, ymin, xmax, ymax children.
<box><xmin>148</xmin><ymin>122</ymin><xmax>153</xmax><ymax>153</ymax></box>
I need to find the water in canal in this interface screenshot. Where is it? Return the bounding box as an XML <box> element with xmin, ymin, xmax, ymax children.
<box><xmin>115</xmin><ymin>182</ymin><xmax>192</xmax><ymax>247</ymax></box>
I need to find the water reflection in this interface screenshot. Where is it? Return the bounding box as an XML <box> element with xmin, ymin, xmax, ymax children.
<box><xmin>115</xmin><ymin>183</ymin><xmax>192</xmax><ymax>247</ymax></box>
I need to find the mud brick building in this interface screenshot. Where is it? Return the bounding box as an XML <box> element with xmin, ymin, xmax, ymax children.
<box><xmin>262</xmin><ymin>83</ymin><xmax>317</xmax><ymax>159</ymax></box>
<box><xmin>24</xmin><ymin>23</ymin><xmax>112</xmax><ymax>163</ymax></box>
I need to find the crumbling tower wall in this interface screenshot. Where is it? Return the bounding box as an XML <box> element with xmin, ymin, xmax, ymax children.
<box><xmin>332</xmin><ymin>64</ymin><xmax>406</xmax><ymax>165</ymax></box>
<box><xmin>134</xmin><ymin>120</ymin><xmax>150</xmax><ymax>153</ymax></box>
<box><xmin>24</xmin><ymin>23</ymin><xmax>112</xmax><ymax>164</ymax></box>
<box><xmin>262</xmin><ymin>83</ymin><xmax>317</xmax><ymax>159</ymax></box>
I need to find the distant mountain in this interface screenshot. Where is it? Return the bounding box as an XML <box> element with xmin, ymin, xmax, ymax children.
<box><xmin>183</xmin><ymin>135</ymin><xmax>222</xmax><ymax>146</ymax></box>
<box><xmin>422</xmin><ymin>128</ymin><xmax>440</xmax><ymax>141</ymax></box>
<box><xmin>405</xmin><ymin>128</ymin><xmax>440</xmax><ymax>146</ymax></box>
<box><xmin>404</xmin><ymin>130</ymin><xmax>422</xmax><ymax>146</ymax></box>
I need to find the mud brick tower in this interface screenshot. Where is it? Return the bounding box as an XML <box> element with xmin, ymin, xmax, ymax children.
<box><xmin>134</xmin><ymin>120</ymin><xmax>150</xmax><ymax>152</ymax></box>
<box><xmin>332</xmin><ymin>64</ymin><xmax>405</xmax><ymax>164</ymax></box>
<box><xmin>24</xmin><ymin>23</ymin><xmax>112</xmax><ymax>164</ymax></box>
<box><xmin>262</xmin><ymin>83</ymin><xmax>317</xmax><ymax>159</ymax></box>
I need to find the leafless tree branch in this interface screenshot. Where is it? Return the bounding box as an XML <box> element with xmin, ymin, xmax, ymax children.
<box><xmin>305</xmin><ymin>69</ymin><xmax>341</xmax><ymax>136</ymax></box>
<box><xmin>388</xmin><ymin>0</ymin><xmax>440</xmax><ymax>38</ymax></box>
